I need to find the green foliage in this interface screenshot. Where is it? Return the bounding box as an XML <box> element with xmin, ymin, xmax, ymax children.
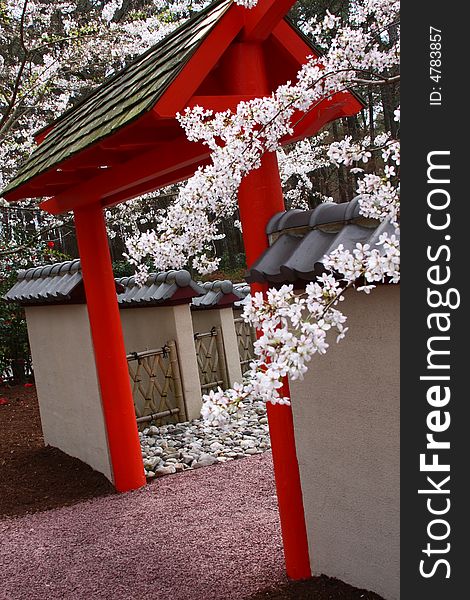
<box><xmin>218</xmin><ymin>251</ymin><xmax>246</xmax><ymax>273</ymax></box>
<box><xmin>112</xmin><ymin>260</ymin><xmax>135</xmax><ymax>278</ymax></box>
<box><xmin>0</xmin><ymin>272</ymin><xmax>30</xmax><ymax>384</ymax></box>
<box><xmin>197</xmin><ymin>251</ymin><xmax>247</xmax><ymax>284</ymax></box>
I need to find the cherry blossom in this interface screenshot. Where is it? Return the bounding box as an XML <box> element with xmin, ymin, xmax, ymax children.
<box><xmin>1</xmin><ymin>1</ymin><xmax>400</xmax><ymax>419</ymax></box>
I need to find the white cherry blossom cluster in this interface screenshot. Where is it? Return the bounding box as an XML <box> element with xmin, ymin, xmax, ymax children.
<box><xmin>126</xmin><ymin>0</ymin><xmax>400</xmax><ymax>281</ymax></box>
<box><xmin>233</xmin><ymin>0</ymin><xmax>259</xmax><ymax>7</ymax></box>
<box><xmin>202</xmin><ymin>224</ymin><xmax>400</xmax><ymax>422</ymax></box>
<box><xmin>277</xmin><ymin>134</ymin><xmax>330</xmax><ymax>209</ymax></box>
<box><xmin>328</xmin><ymin>136</ymin><xmax>373</xmax><ymax>166</ymax></box>
<box><xmin>201</xmin><ymin>274</ymin><xmax>350</xmax><ymax>420</ymax></box>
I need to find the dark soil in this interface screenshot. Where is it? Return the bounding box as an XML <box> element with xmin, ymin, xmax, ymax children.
<box><xmin>0</xmin><ymin>384</ymin><xmax>114</xmax><ymax>520</ymax></box>
<box><xmin>246</xmin><ymin>575</ymin><xmax>385</xmax><ymax>600</ymax></box>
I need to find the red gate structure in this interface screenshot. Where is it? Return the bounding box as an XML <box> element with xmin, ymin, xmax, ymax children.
<box><xmin>2</xmin><ymin>0</ymin><xmax>363</xmax><ymax>579</ymax></box>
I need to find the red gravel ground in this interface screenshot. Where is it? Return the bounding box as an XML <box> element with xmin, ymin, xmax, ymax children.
<box><xmin>1</xmin><ymin>452</ymin><xmax>286</xmax><ymax>600</ymax></box>
<box><xmin>0</xmin><ymin>385</ymin><xmax>385</xmax><ymax>600</ymax></box>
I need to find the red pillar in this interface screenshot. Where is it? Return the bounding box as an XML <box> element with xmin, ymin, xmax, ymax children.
<box><xmin>74</xmin><ymin>203</ymin><xmax>145</xmax><ymax>492</ymax></box>
<box><xmin>227</xmin><ymin>41</ymin><xmax>311</xmax><ymax>579</ymax></box>
<box><xmin>238</xmin><ymin>153</ymin><xmax>311</xmax><ymax>580</ymax></box>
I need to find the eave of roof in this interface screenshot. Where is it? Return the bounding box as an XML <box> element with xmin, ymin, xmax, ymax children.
<box><xmin>1</xmin><ymin>0</ymin><xmax>232</xmax><ymax>199</ymax></box>
<box><xmin>191</xmin><ymin>279</ymin><xmax>241</xmax><ymax>309</ymax></box>
<box><xmin>2</xmin><ymin>0</ymin><xmax>365</xmax><ymax>206</ymax></box>
<box><xmin>3</xmin><ymin>261</ymin><xmax>203</xmax><ymax>307</ymax></box>
<box><xmin>117</xmin><ymin>270</ymin><xmax>204</xmax><ymax>307</ymax></box>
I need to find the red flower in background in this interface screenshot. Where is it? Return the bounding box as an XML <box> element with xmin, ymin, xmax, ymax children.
<box><xmin>47</xmin><ymin>241</ymin><xmax>55</xmax><ymax>248</ymax></box>
<box><xmin>0</xmin><ymin>398</ymin><xmax>8</xmax><ymax>406</ymax></box>
<box><xmin>24</xmin><ymin>383</ymin><xmax>33</xmax><ymax>388</ymax></box>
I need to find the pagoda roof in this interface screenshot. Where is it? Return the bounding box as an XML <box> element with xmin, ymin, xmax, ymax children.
<box><xmin>2</xmin><ymin>0</ymin><xmax>364</xmax><ymax>212</ymax></box>
<box><xmin>2</xmin><ymin>0</ymin><xmax>232</xmax><ymax>198</ymax></box>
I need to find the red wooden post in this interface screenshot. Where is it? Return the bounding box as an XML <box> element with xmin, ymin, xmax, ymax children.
<box><xmin>238</xmin><ymin>154</ymin><xmax>311</xmax><ymax>580</ymax></box>
<box><xmin>230</xmin><ymin>42</ymin><xmax>311</xmax><ymax>580</ymax></box>
<box><xmin>74</xmin><ymin>203</ymin><xmax>145</xmax><ymax>492</ymax></box>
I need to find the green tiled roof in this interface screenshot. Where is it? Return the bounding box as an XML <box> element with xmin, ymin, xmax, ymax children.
<box><xmin>2</xmin><ymin>0</ymin><xmax>231</xmax><ymax>197</ymax></box>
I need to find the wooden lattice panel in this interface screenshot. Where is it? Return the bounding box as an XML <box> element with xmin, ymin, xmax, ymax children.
<box><xmin>127</xmin><ymin>340</ymin><xmax>186</xmax><ymax>426</ymax></box>
<box><xmin>194</xmin><ymin>326</ymin><xmax>229</xmax><ymax>393</ymax></box>
<box><xmin>234</xmin><ymin>317</ymin><xmax>257</xmax><ymax>374</ymax></box>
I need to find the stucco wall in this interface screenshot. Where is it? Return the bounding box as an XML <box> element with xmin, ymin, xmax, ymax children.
<box><xmin>120</xmin><ymin>304</ymin><xmax>202</xmax><ymax>420</ymax></box>
<box><xmin>191</xmin><ymin>307</ymin><xmax>242</xmax><ymax>386</ymax></box>
<box><xmin>25</xmin><ymin>305</ymin><xmax>113</xmax><ymax>482</ymax></box>
<box><xmin>290</xmin><ymin>285</ymin><xmax>400</xmax><ymax>600</ymax></box>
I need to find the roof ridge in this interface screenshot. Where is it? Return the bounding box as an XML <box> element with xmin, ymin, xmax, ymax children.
<box><xmin>267</xmin><ymin>197</ymin><xmax>381</xmax><ymax>236</ymax></box>
<box><xmin>33</xmin><ymin>0</ymin><xmax>229</xmax><ymax>139</ymax></box>
<box><xmin>248</xmin><ymin>198</ymin><xmax>399</xmax><ymax>285</ymax></box>
<box><xmin>198</xmin><ymin>279</ymin><xmax>233</xmax><ymax>293</ymax></box>
<box><xmin>18</xmin><ymin>258</ymin><xmax>81</xmax><ymax>281</ymax></box>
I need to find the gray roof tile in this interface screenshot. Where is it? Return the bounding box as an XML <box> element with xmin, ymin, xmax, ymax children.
<box><xmin>117</xmin><ymin>270</ymin><xmax>203</xmax><ymax>307</ymax></box>
<box><xmin>4</xmin><ymin>259</ymin><xmax>84</xmax><ymax>305</ymax></box>
<box><xmin>233</xmin><ymin>282</ymin><xmax>251</xmax><ymax>307</ymax></box>
<box><xmin>249</xmin><ymin>233</ymin><xmax>304</xmax><ymax>283</ymax></box>
<box><xmin>247</xmin><ymin>197</ymin><xmax>398</xmax><ymax>284</ymax></box>
<box><xmin>191</xmin><ymin>279</ymin><xmax>240</xmax><ymax>309</ymax></box>
<box><xmin>308</xmin><ymin>201</ymin><xmax>349</xmax><ymax>229</ymax></box>
<box><xmin>4</xmin><ymin>261</ymin><xmax>202</xmax><ymax>307</ymax></box>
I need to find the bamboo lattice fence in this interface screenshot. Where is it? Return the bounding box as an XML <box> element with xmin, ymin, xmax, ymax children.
<box><xmin>127</xmin><ymin>340</ymin><xmax>187</xmax><ymax>427</ymax></box>
<box><xmin>194</xmin><ymin>326</ymin><xmax>229</xmax><ymax>393</ymax></box>
<box><xmin>234</xmin><ymin>317</ymin><xmax>257</xmax><ymax>374</ymax></box>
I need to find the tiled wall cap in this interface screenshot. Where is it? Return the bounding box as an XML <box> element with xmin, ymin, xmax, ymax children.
<box><xmin>152</xmin><ymin>269</ymin><xmax>192</xmax><ymax>287</ymax></box>
<box><xmin>19</xmin><ymin>259</ymin><xmax>81</xmax><ymax>281</ymax></box>
<box><xmin>266</xmin><ymin>212</ymin><xmax>285</xmax><ymax>235</ymax></box>
<box><xmin>115</xmin><ymin>276</ymin><xmax>133</xmax><ymax>287</ymax></box>
<box><xmin>277</xmin><ymin>209</ymin><xmax>312</xmax><ymax>231</ymax></box>
<box><xmin>344</xmin><ymin>196</ymin><xmax>363</xmax><ymax>221</ymax></box>
<box><xmin>308</xmin><ymin>202</ymin><xmax>349</xmax><ymax>228</ymax></box>
<box><xmin>50</xmin><ymin>263</ymin><xmax>64</xmax><ymax>275</ymax></box>
<box><xmin>118</xmin><ymin>269</ymin><xmax>193</xmax><ymax>289</ymax></box>
<box><xmin>233</xmin><ymin>283</ymin><xmax>251</xmax><ymax>299</ymax></box>
<box><xmin>27</xmin><ymin>265</ymin><xmax>45</xmax><ymax>280</ymax></box>
<box><xmin>200</xmin><ymin>280</ymin><xmax>234</xmax><ymax>294</ymax></box>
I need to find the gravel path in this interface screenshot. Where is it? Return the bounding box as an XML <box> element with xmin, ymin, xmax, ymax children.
<box><xmin>141</xmin><ymin>399</ymin><xmax>270</xmax><ymax>478</ymax></box>
<box><xmin>0</xmin><ymin>452</ymin><xmax>285</xmax><ymax>600</ymax></box>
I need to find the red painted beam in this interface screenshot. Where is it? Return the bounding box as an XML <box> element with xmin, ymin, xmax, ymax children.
<box><xmin>239</xmin><ymin>152</ymin><xmax>311</xmax><ymax>580</ymax></box>
<box><xmin>285</xmin><ymin>92</ymin><xmax>365</xmax><ymax>145</ymax></box>
<box><xmin>153</xmin><ymin>5</ymin><xmax>244</xmax><ymax>117</ymax></box>
<box><xmin>272</xmin><ymin>19</ymin><xmax>320</xmax><ymax>64</ymax></box>
<box><xmin>100</xmin><ymin>157</ymin><xmax>212</xmax><ymax>209</ymax></box>
<box><xmin>74</xmin><ymin>203</ymin><xmax>145</xmax><ymax>493</ymax></box>
<box><xmin>40</xmin><ymin>138</ymin><xmax>209</xmax><ymax>215</ymax></box>
<box><xmin>241</xmin><ymin>0</ymin><xmax>297</xmax><ymax>42</ymax></box>
<box><xmin>186</xmin><ymin>94</ymin><xmax>259</xmax><ymax>112</ymax></box>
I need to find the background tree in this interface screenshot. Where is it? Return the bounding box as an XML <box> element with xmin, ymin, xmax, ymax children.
<box><xmin>0</xmin><ymin>0</ymin><xmax>399</xmax><ymax>385</ymax></box>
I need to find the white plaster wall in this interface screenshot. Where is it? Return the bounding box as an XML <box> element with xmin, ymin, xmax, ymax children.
<box><xmin>25</xmin><ymin>305</ymin><xmax>113</xmax><ymax>482</ymax></box>
<box><xmin>120</xmin><ymin>305</ymin><xmax>202</xmax><ymax>420</ymax></box>
<box><xmin>218</xmin><ymin>307</ymin><xmax>243</xmax><ymax>386</ymax></box>
<box><xmin>290</xmin><ymin>285</ymin><xmax>400</xmax><ymax>600</ymax></box>
<box><xmin>191</xmin><ymin>307</ymin><xmax>242</xmax><ymax>386</ymax></box>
